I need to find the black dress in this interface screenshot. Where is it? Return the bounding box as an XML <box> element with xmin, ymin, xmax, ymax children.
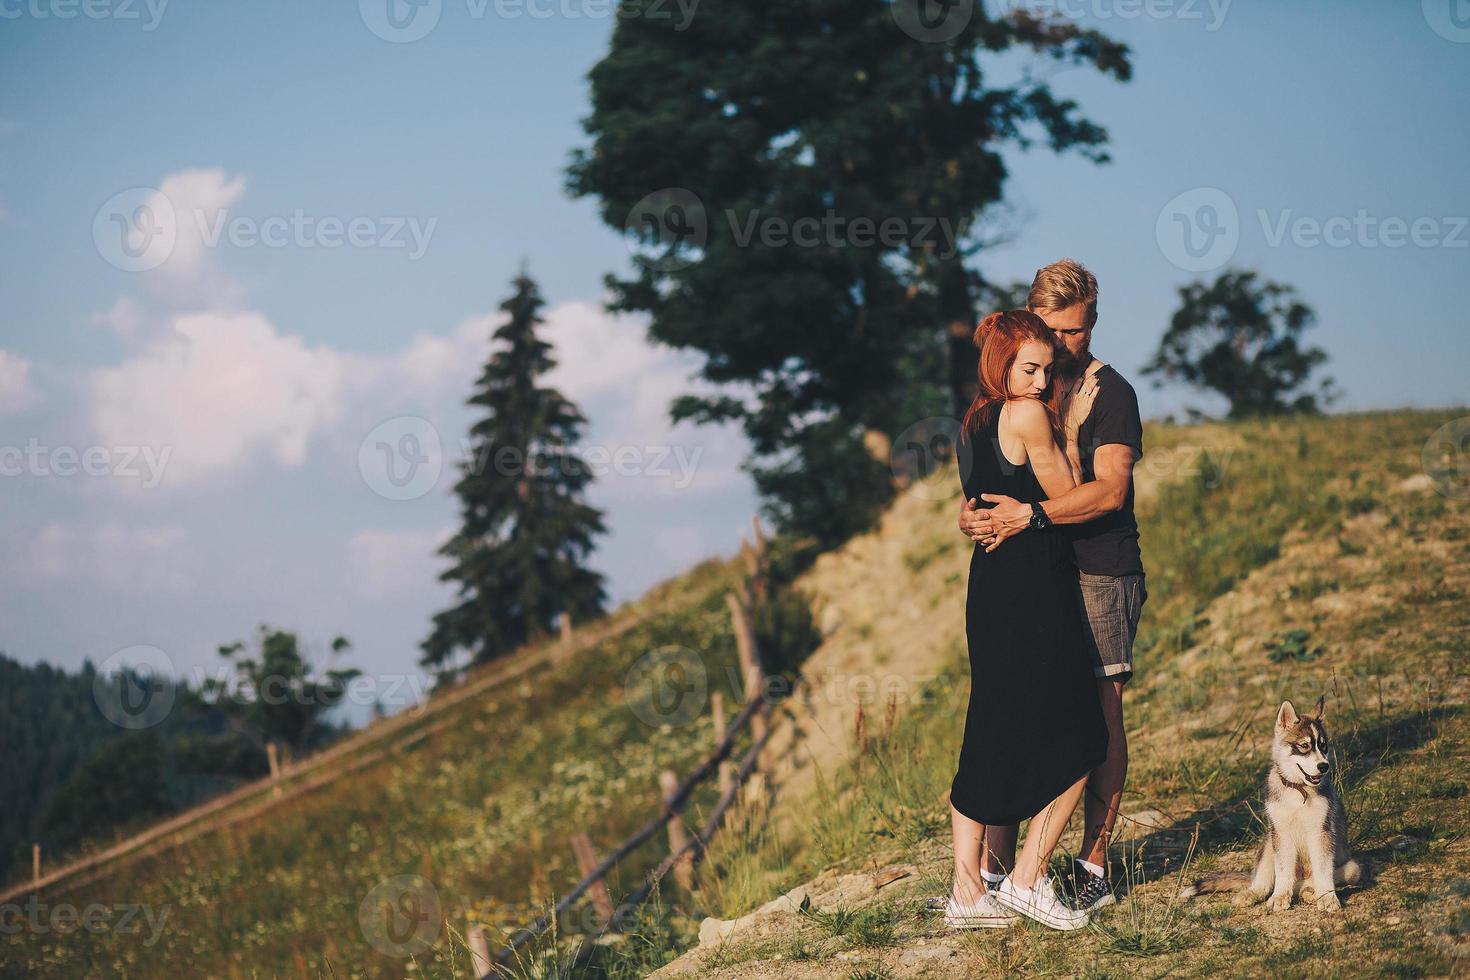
<box><xmin>949</xmin><ymin>408</ymin><xmax>1109</xmax><ymax>826</ymax></box>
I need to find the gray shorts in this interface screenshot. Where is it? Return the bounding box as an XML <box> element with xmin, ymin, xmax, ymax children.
<box><xmin>1076</xmin><ymin>571</ymin><xmax>1147</xmax><ymax>681</ymax></box>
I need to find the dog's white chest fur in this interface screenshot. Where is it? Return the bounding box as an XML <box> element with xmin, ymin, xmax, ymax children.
<box><xmin>1266</xmin><ymin>789</ymin><xmax>1328</xmax><ymax>851</ymax></box>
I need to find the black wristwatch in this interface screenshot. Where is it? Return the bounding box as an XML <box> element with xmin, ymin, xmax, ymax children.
<box><xmin>1027</xmin><ymin>503</ymin><xmax>1053</xmax><ymax>531</ymax></box>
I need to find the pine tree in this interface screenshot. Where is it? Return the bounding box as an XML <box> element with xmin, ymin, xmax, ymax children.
<box><xmin>421</xmin><ymin>271</ymin><xmax>608</xmax><ymax>673</ymax></box>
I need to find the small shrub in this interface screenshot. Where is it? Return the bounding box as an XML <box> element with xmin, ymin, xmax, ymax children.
<box><xmin>1265</xmin><ymin>628</ymin><xmax>1319</xmax><ymax>663</ymax></box>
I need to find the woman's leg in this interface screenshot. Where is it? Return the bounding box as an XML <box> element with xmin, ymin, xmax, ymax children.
<box><xmin>984</xmin><ymin>824</ymin><xmax>1018</xmax><ymax>877</ymax></box>
<box><xmin>1009</xmin><ymin>773</ymin><xmax>1089</xmax><ymax>889</ymax></box>
<box><xmin>949</xmin><ymin>803</ymin><xmax>989</xmax><ymax>904</ymax></box>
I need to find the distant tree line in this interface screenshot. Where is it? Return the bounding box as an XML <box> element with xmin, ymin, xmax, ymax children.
<box><xmin>1</xmin><ymin>626</ymin><xmax>356</xmax><ymax>881</ymax></box>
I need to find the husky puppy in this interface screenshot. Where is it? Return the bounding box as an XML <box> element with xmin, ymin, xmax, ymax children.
<box><xmin>1180</xmin><ymin>697</ymin><xmax>1362</xmax><ymax>912</ymax></box>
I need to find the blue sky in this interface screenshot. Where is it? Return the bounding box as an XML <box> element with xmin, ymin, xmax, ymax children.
<box><xmin>1</xmin><ymin>1</ymin><xmax>1466</xmax><ymax>709</ymax></box>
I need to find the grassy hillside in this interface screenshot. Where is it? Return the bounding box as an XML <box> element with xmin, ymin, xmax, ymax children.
<box><xmin>4</xmin><ymin>409</ymin><xmax>1466</xmax><ymax>979</ymax></box>
<box><xmin>1</xmin><ymin>555</ymin><xmax>765</xmax><ymax>979</ymax></box>
<box><xmin>654</xmin><ymin>408</ymin><xmax>1470</xmax><ymax>978</ymax></box>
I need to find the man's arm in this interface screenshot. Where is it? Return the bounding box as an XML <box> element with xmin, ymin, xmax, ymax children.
<box><xmin>960</xmin><ymin>444</ymin><xmax>1136</xmax><ymax>548</ymax></box>
<box><xmin>1028</xmin><ymin>443</ymin><xmax>1135</xmax><ymax>525</ymax></box>
<box><xmin>964</xmin><ymin>371</ymin><xmax>1144</xmax><ymax>548</ymax></box>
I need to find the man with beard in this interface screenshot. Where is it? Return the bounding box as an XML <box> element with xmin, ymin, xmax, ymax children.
<box><xmin>958</xmin><ymin>258</ymin><xmax>1146</xmax><ymax>913</ymax></box>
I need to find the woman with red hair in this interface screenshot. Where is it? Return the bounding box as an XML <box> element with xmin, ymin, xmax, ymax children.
<box><xmin>943</xmin><ymin>310</ymin><xmax>1109</xmax><ymax>931</ymax></box>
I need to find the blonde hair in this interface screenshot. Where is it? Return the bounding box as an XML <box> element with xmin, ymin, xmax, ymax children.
<box><xmin>1025</xmin><ymin>258</ymin><xmax>1098</xmax><ymax>327</ymax></box>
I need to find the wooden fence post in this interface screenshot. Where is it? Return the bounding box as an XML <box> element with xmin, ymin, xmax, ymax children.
<box><xmin>711</xmin><ymin>692</ymin><xmax>733</xmax><ymax>800</ymax></box>
<box><xmin>559</xmin><ymin>611</ymin><xmax>573</xmax><ymax>648</ymax></box>
<box><xmin>32</xmin><ymin>844</ymin><xmax>40</xmax><ymax>884</ymax></box>
<box><xmin>468</xmin><ymin>926</ymin><xmax>492</xmax><ymax>976</ymax></box>
<box><xmin>266</xmin><ymin>742</ymin><xmax>282</xmax><ymax>798</ymax></box>
<box><xmin>658</xmin><ymin>770</ymin><xmax>695</xmax><ymax>893</ymax></box>
<box><xmin>749</xmin><ymin>516</ymin><xmax>767</xmax><ymax>605</ymax></box>
<box><xmin>724</xmin><ymin>592</ymin><xmax>767</xmax><ymax>743</ymax></box>
<box><xmin>569</xmin><ymin>832</ymin><xmax>616</xmax><ymax>927</ymax></box>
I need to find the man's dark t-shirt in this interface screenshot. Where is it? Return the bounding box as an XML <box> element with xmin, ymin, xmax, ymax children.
<box><xmin>1069</xmin><ymin>364</ymin><xmax>1145</xmax><ymax>578</ymax></box>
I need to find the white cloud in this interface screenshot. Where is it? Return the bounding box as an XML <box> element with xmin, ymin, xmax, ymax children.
<box><xmin>0</xmin><ymin>349</ymin><xmax>40</xmax><ymax>413</ymax></box>
<box><xmin>539</xmin><ymin>298</ymin><xmax>672</xmax><ymax>396</ymax></box>
<box><xmin>91</xmin><ymin>296</ymin><xmax>148</xmax><ymax>339</ymax></box>
<box><xmin>79</xmin><ymin>268</ymin><xmax>750</xmax><ymax>500</ymax></box>
<box><xmin>88</xmin><ymin>311</ymin><xmax>346</xmax><ymax>484</ymax></box>
<box><xmin>142</xmin><ymin>168</ymin><xmax>249</xmax><ymax>309</ymax></box>
<box><xmin>394</xmin><ymin>313</ymin><xmax>495</xmax><ymax>397</ymax></box>
<box><xmin>377</xmin><ymin>299</ymin><xmax>669</xmax><ymax>408</ymax></box>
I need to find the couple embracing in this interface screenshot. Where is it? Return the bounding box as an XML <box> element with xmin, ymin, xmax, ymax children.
<box><xmin>945</xmin><ymin>259</ymin><xmax>1147</xmax><ymax>931</ymax></box>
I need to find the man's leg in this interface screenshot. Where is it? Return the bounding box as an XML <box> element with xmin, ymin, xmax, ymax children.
<box><xmin>1079</xmin><ymin>677</ymin><xmax>1127</xmax><ymax>871</ymax></box>
<box><xmin>984</xmin><ymin>824</ymin><xmax>1019</xmax><ymax>877</ymax></box>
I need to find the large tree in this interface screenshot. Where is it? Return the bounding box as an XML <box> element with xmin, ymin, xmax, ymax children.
<box><xmin>1143</xmin><ymin>270</ymin><xmax>1335</xmax><ymax>419</ymax></box>
<box><xmin>421</xmin><ymin>272</ymin><xmax>608</xmax><ymax>672</ymax></box>
<box><xmin>567</xmin><ymin>3</ymin><xmax>1129</xmax><ymax>544</ymax></box>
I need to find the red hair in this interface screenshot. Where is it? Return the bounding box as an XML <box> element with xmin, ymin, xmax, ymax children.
<box><xmin>959</xmin><ymin>310</ymin><xmax>1065</xmax><ymax>445</ymax></box>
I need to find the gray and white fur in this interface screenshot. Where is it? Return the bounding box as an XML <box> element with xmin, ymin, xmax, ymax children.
<box><xmin>1179</xmin><ymin>696</ymin><xmax>1362</xmax><ymax>912</ymax></box>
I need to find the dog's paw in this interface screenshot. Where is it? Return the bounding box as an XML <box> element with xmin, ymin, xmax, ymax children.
<box><xmin>1234</xmin><ymin>890</ymin><xmax>1266</xmax><ymax>908</ymax></box>
<box><xmin>1267</xmin><ymin>893</ymin><xmax>1293</xmax><ymax>913</ymax></box>
<box><xmin>1299</xmin><ymin>884</ymin><xmax>1317</xmax><ymax>903</ymax></box>
<box><xmin>1315</xmin><ymin>892</ymin><xmax>1342</xmax><ymax>913</ymax></box>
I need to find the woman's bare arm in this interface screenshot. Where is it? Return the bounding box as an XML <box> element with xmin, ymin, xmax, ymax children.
<box><xmin>1004</xmin><ymin>398</ymin><xmax>1079</xmax><ymax>500</ymax></box>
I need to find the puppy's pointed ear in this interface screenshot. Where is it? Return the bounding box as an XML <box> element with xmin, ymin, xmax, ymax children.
<box><xmin>1312</xmin><ymin>695</ymin><xmax>1326</xmax><ymax>721</ymax></box>
<box><xmin>1277</xmin><ymin>700</ymin><xmax>1299</xmax><ymax>729</ymax></box>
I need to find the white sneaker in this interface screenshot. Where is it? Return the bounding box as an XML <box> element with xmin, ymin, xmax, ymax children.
<box><xmin>925</xmin><ymin>873</ymin><xmax>1006</xmax><ymax>912</ymax></box>
<box><xmin>943</xmin><ymin>890</ymin><xmax>1017</xmax><ymax>929</ymax></box>
<box><xmin>993</xmin><ymin>874</ymin><xmax>1090</xmax><ymax>931</ymax></box>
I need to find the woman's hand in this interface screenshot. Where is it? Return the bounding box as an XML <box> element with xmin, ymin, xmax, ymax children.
<box><xmin>1063</xmin><ymin>371</ymin><xmax>1101</xmax><ymax>446</ymax></box>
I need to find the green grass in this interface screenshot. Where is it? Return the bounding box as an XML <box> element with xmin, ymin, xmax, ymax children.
<box><xmin>6</xmin><ymin>409</ymin><xmax>1468</xmax><ymax>979</ymax></box>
